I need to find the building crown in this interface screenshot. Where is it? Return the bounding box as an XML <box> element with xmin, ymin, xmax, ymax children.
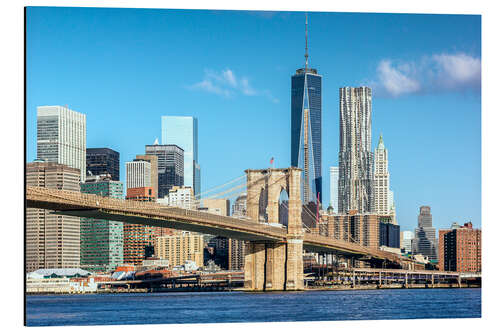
<box><xmin>377</xmin><ymin>134</ymin><xmax>385</xmax><ymax>150</ymax></box>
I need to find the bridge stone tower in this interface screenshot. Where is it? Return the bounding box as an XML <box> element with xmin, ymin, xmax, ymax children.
<box><xmin>244</xmin><ymin>167</ymin><xmax>304</xmax><ymax>291</ymax></box>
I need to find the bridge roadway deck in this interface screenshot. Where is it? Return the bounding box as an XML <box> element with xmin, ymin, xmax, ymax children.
<box><xmin>26</xmin><ymin>186</ymin><xmax>399</xmax><ymax>261</ymax></box>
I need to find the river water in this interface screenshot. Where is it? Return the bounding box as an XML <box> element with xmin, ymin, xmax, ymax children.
<box><xmin>26</xmin><ymin>288</ymin><xmax>481</xmax><ymax>326</ymax></box>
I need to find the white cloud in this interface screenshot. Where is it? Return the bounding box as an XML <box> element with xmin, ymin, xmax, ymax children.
<box><xmin>377</xmin><ymin>60</ymin><xmax>420</xmax><ymax>97</ymax></box>
<box><xmin>372</xmin><ymin>53</ymin><xmax>481</xmax><ymax>97</ymax></box>
<box><xmin>191</xmin><ymin>79</ymin><xmax>231</xmax><ymax>97</ymax></box>
<box><xmin>189</xmin><ymin>68</ymin><xmax>278</xmax><ymax>103</ymax></box>
<box><xmin>432</xmin><ymin>53</ymin><xmax>481</xmax><ymax>88</ymax></box>
<box><xmin>222</xmin><ymin>69</ymin><xmax>237</xmax><ymax>87</ymax></box>
<box><xmin>240</xmin><ymin>78</ymin><xmax>257</xmax><ymax>96</ymax></box>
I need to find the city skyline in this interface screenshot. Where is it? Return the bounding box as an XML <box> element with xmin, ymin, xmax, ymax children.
<box><xmin>25</xmin><ymin>7</ymin><xmax>481</xmax><ymax>233</ymax></box>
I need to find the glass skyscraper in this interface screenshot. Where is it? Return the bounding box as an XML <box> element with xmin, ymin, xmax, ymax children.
<box><xmin>291</xmin><ymin>14</ymin><xmax>322</xmax><ymax>205</ymax></box>
<box><xmin>161</xmin><ymin>116</ymin><xmax>200</xmax><ymax>196</ymax></box>
<box><xmin>329</xmin><ymin>166</ymin><xmax>339</xmax><ymax>213</ymax></box>
<box><xmin>291</xmin><ymin>66</ymin><xmax>322</xmax><ymax>204</ymax></box>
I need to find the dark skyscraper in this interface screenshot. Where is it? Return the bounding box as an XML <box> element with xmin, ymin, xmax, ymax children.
<box><xmin>86</xmin><ymin>148</ymin><xmax>120</xmax><ymax>181</ymax></box>
<box><xmin>145</xmin><ymin>144</ymin><xmax>184</xmax><ymax>199</ymax></box>
<box><xmin>291</xmin><ymin>14</ymin><xmax>322</xmax><ymax>204</ymax></box>
<box><xmin>413</xmin><ymin>206</ymin><xmax>437</xmax><ymax>260</ymax></box>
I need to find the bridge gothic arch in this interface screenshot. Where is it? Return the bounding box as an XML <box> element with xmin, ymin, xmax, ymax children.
<box><xmin>244</xmin><ymin>167</ymin><xmax>304</xmax><ymax>291</ymax></box>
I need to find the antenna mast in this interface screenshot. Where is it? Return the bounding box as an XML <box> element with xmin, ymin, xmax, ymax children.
<box><xmin>305</xmin><ymin>12</ymin><xmax>309</xmax><ymax>70</ymax></box>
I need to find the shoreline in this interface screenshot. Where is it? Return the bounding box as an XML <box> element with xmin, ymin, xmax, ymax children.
<box><xmin>26</xmin><ymin>283</ymin><xmax>480</xmax><ymax>296</ymax></box>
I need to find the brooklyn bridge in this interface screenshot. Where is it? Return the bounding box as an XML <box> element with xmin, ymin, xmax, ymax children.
<box><xmin>27</xmin><ymin>167</ymin><xmax>410</xmax><ymax>291</ymax></box>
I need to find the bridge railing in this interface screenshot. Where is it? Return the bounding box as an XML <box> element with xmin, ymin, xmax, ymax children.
<box><xmin>27</xmin><ymin>186</ymin><xmax>286</xmax><ymax>238</ymax></box>
<box><xmin>27</xmin><ymin>186</ymin><xmax>403</xmax><ymax>261</ymax></box>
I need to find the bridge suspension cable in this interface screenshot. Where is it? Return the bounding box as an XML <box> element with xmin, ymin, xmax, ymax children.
<box><xmin>194</xmin><ymin>172</ymin><xmax>271</xmax><ymax>205</ymax></box>
<box><xmin>194</xmin><ymin>174</ymin><xmax>246</xmax><ymax>199</ymax></box>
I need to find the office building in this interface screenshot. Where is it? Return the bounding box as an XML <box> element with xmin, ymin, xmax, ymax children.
<box><xmin>86</xmin><ymin>148</ymin><xmax>120</xmax><ymax>181</ymax></box>
<box><xmin>80</xmin><ymin>174</ymin><xmax>124</xmax><ymax>272</ymax></box>
<box><xmin>232</xmin><ymin>193</ymin><xmax>247</xmax><ymax>217</ymax></box>
<box><xmin>200</xmin><ymin>198</ymin><xmax>230</xmax><ymax>216</ymax></box>
<box><xmin>156</xmin><ymin>231</ymin><xmax>204</xmax><ymax>268</ymax></box>
<box><xmin>322</xmin><ymin>212</ymin><xmax>380</xmax><ymax>250</ymax></box>
<box><xmin>134</xmin><ymin>154</ymin><xmax>158</xmax><ymax>199</ymax></box>
<box><xmin>329</xmin><ymin>166</ymin><xmax>339</xmax><ymax>213</ymax></box>
<box><xmin>123</xmin><ymin>167</ymin><xmax>172</xmax><ymax>266</ymax></box>
<box><xmin>338</xmin><ymin>87</ymin><xmax>374</xmax><ymax>214</ymax></box>
<box><xmin>161</xmin><ymin>116</ymin><xmax>200</xmax><ymax>195</ymax></box>
<box><xmin>207</xmin><ymin>236</ymin><xmax>230</xmax><ymax>269</ymax></box>
<box><xmin>126</xmin><ymin>160</ymin><xmax>151</xmax><ymax>189</ymax></box>
<box><xmin>374</xmin><ymin>135</ymin><xmax>396</xmax><ymax>221</ymax></box>
<box><xmin>26</xmin><ymin>161</ymin><xmax>81</xmax><ymax>272</ymax></box>
<box><xmin>291</xmin><ymin>16</ymin><xmax>322</xmax><ymax>204</ymax></box>
<box><xmin>37</xmin><ymin>105</ymin><xmax>86</xmax><ymax>182</ymax></box>
<box><xmin>198</xmin><ymin>198</ymin><xmax>243</xmax><ymax>270</ymax></box>
<box><xmin>228</xmin><ymin>239</ymin><xmax>245</xmax><ymax>271</ymax></box>
<box><xmin>379</xmin><ymin>221</ymin><xmax>400</xmax><ymax>249</ymax></box>
<box><xmin>438</xmin><ymin>222</ymin><xmax>481</xmax><ymax>272</ymax></box>
<box><xmin>165</xmin><ymin>186</ymin><xmax>195</xmax><ymax>210</ymax></box>
<box><xmin>126</xmin><ymin>187</ymin><xmax>154</xmax><ymax>201</ymax></box>
<box><xmin>412</xmin><ymin>206</ymin><xmax>437</xmax><ymax>260</ymax></box>
<box><xmin>145</xmin><ymin>143</ymin><xmax>184</xmax><ymax>199</ymax></box>
<box><xmin>400</xmin><ymin>231</ymin><xmax>414</xmax><ymax>254</ymax></box>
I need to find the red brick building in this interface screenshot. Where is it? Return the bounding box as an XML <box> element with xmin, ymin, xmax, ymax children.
<box><xmin>438</xmin><ymin>222</ymin><xmax>481</xmax><ymax>272</ymax></box>
<box><xmin>123</xmin><ymin>187</ymin><xmax>173</xmax><ymax>265</ymax></box>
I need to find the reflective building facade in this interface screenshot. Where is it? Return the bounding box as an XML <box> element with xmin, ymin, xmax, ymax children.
<box><xmin>145</xmin><ymin>144</ymin><xmax>184</xmax><ymax>199</ymax></box>
<box><xmin>161</xmin><ymin>116</ymin><xmax>200</xmax><ymax>196</ymax></box>
<box><xmin>338</xmin><ymin>87</ymin><xmax>374</xmax><ymax>214</ymax></box>
<box><xmin>86</xmin><ymin>148</ymin><xmax>120</xmax><ymax>181</ymax></box>
<box><xmin>329</xmin><ymin>166</ymin><xmax>339</xmax><ymax>213</ymax></box>
<box><xmin>291</xmin><ymin>68</ymin><xmax>322</xmax><ymax>204</ymax></box>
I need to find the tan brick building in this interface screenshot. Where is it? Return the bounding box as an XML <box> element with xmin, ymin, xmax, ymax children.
<box><xmin>156</xmin><ymin>232</ymin><xmax>204</xmax><ymax>268</ymax></box>
<box><xmin>26</xmin><ymin>161</ymin><xmax>81</xmax><ymax>272</ymax></box>
<box><xmin>323</xmin><ymin>212</ymin><xmax>380</xmax><ymax>250</ymax></box>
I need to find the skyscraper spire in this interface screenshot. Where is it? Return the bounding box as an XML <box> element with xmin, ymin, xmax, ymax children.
<box><xmin>305</xmin><ymin>12</ymin><xmax>309</xmax><ymax>70</ymax></box>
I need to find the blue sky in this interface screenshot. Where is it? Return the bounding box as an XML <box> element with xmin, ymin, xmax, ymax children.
<box><xmin>25</xmin><ymin>7</ymin><xmax>481</xmax><ymax>232</ymax></box>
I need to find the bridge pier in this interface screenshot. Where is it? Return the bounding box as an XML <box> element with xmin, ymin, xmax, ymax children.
<box><xmin>265</xmin><ymin>242</ymin><xmax>286</xmax><ymax>291</ymax></box>
<box><xmin>244</xmin><ymin>237</ymin><xmax>304</xmax><ymax>291</ymax></box>
<box><xmin>244</xmin><ymin>242</ymin><xmax>266</xmax><ymax>290</ymax></box>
